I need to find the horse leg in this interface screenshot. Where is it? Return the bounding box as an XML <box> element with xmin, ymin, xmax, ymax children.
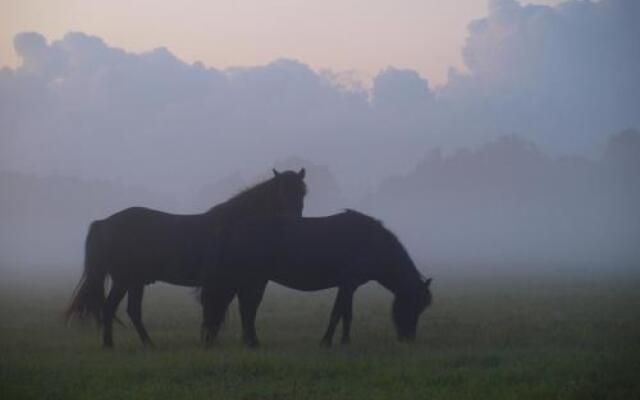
<box><xmin>340</xmin><ymin>289</ymin><xmax>355</xmax><ymax>345</ymax></box>
<box><xmin>237</xmin><ymin>282</ymin><xmax>267</xmax><ymax>348</ymax></box>
<box><xmin>320</xmin><ymin>288</ymin><xmax>348</xmax><ymax>347</ymax></box>
<box><xmin>102</xmin><ymin>283</ymin><xmax>127</xmax><ymax>348</ymax></box>
<box><xmin>201</xmin><ymin>285</ymin><xmax>236</xmax><ymax>346</ymax></box>
<box><xmin>127</xmin><ymin>285</ymin><xmax>154</xmax><ymax>347</ymax></box>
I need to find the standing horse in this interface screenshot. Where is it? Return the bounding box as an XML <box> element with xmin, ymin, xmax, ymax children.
<box><xmin>65</xmin><ymin>168</ymin><xmax>306</xmax><ymax>348</ymax></box>
<box><xmin>201</xmin><ymin>209</ymin><xmax>432</xmax><ymax>347</ymax></box>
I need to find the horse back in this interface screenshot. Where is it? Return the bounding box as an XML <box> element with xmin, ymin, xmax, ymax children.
<box><xmin>93</xmin><ymin>207</ymin><xmax>214</xmax><ymax>285</ymax></box>
<box><xmin>219</xmin><ymin>213</ymin><xmax>393</xmax><ymax>290</ymax></box>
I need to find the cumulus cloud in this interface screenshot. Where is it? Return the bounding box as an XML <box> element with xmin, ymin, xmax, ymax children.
<box><xmin>1</xmin><ymin>32</ymin><xmax>380</xmax><ymax>200</ymax></box>
<box><xmin>440</xmin><ymin>0</ymin><xmax>640</xmax><ymax>152</ymax></box>
<box><xmin>372</xmin><ymin>67</ymin><xmax>431</xmax><ymax>110</ymax></box>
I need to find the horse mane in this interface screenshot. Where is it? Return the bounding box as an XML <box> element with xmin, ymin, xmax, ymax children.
<box><xmin>208</xmin><ymin>177</ymin><xmax>274</xmax><ymax>213</ymax></box>
<box><xmin>212</xmin><ymin>172</ymin><xmax>307</xmax><ymax>211</ymax></box>
<box><xmin>342</xmin><ymin>209</ymin><xmax>401</xmax><ymax>247</ymax></box>
<box><xmin>342</xmin><ymin>209</ymin><xmax>426</xmax><ymax>282</ymax></box>
<box><xmin>342</xmin><ymin>208</ymin><xmax>381</xmax><ymax>221</ymax></box>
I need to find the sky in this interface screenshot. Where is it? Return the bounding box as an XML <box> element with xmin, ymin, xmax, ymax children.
<box><xmin>1</xmin><ymin>0</ymin><xmax>563</xmax><ymax>85</ymax></box>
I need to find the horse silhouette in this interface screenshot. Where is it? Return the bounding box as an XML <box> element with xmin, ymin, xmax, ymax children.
<box><xmin>201</xmin><ymin>209</ymin><xmax>432</xmax><ymax>347</ymax></box>
<box><xmin>65</xmin><ymin>168</ymin><xmax>306</xmax><ymax>348</ymax></box>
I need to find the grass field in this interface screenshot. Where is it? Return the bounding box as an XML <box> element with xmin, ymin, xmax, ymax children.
<box><xmin>1</xmin><ymin>265</ymin><xmax>639</xmax><ymax>399</ymax></box>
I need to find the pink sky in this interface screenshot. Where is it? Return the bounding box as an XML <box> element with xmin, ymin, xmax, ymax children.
<box><xmin>1</xmin><ymin>0</ymin><xmax>562</xmax><ymax>85</ymax></box>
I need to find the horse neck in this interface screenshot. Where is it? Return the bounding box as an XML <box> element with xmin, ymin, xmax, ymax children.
<box><xmin>204</xmin><ymin>185</ymin><xmax>273</xmax><ymax>225</ymax></box>
<box><xmin>377</xmin><ymin>260</ymin><xmax>422</xmax><ymax>298</ymax></box>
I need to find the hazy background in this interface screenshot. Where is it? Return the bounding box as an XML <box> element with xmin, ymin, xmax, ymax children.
<box><xmin>1</xmin><ymin>0</ymin><xmax>638</xmax><ymax>269</ymax></box>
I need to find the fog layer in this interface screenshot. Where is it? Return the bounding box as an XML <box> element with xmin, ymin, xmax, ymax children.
<box><xmin>1</xmin><ymin>0</ymin><xmax>638</xmax><ymax>267</ymax></box>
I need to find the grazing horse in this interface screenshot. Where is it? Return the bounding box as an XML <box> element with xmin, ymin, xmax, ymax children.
<box><xmin>65</xmin><ymin>168</ymin><xmax>306</xmax><ymax>348</ymax></box>
<box><xmin>201</xmin><ymin>209</ymin><xmax>432</xmax><ymax>347</ymax></box>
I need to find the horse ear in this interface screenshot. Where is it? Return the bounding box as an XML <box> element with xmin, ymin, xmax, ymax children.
<box><xmin>424</xmin><ymin>277</ymin><xmax>432</xmax><ymax>289</ymax></box>
<box><xmin>272</xmin><ymin>168</ymin><xmax>280</xmax><ymax>177</ymax></box>
<box><xmin>298</xmin><ymin>168</ymin><xmax>306</xmax><ymax>179</ymax></box>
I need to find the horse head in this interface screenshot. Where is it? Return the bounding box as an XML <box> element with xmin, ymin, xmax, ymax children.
<box><xmin>392</xmin><ymin>276</ymin><xmax>433</xmax><ymax>341</ymax></box>
<box><xmin>271</xmin><ymin>168</ymin><xmax>307</xmax><ymax>217</ymax></box>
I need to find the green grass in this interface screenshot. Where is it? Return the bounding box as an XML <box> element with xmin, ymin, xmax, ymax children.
<box><xmin>1</xmin><ymin>265</ymin><xmax>639</xmax><ymax>399</ymax></box>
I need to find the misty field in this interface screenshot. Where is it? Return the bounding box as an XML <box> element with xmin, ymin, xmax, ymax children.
<box><xmin>1</xmin><ymin>265</ymin><xmax>639</xmax><ymax>400</ymax></box>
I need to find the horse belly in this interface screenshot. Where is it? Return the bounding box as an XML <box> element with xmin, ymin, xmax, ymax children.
<box><xmin>271</xmin><ymin>277</ymin><xmax>336</xmax><ymax>292</ymax></box>
<box><xmin>270</xmin><ymin>261</ymin><xmax>342</xmax><ymax>292</ymax></box>
<box><xmin>105</xmin><ymin>234</ymin><xmax>201</xmax><ymax>286</ymax></box>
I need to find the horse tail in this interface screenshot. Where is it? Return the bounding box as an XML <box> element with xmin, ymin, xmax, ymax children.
<box><xmin>64</xmin><ymin>221</ymin><xmax>108</xmax><ymax>325</ymax></box>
